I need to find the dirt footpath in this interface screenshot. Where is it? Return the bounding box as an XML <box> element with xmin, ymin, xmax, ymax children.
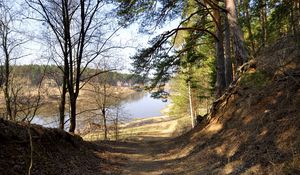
<box><xmin>96</xmin><ymin>139</ymin><xmax>186</xmax><ymax>175</ymax></box>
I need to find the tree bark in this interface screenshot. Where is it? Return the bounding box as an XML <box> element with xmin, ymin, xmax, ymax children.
<box><xmin>259</xmin><ymin>0</ymin><xmax>267</xmax><ymax>46</ymax></box>
<box><xmin>59</xmin><ymin>0</ymin><xmax>70</xmax><ymax>130</ymax></box>
<box><xmin>225</xmin><ymin>0</ymin><xmax>248</xmax><ymax>68</ymax></box>
<box><xmin>103</xmin><ymin>80</ymin><xmax>108</xmax><ymax>140</ymax></box>
<box><xmin>4</xmin><ymin>57</ymin><xmax>12</xmax><ymax>120</ymax></box>
<box><xmin>243</xmin><ymin>0</ymin><xmax>255</xmax><ymax>53</ymax></box>
<box><xmin>213</xmin><ymin>5</ymin><xmax>226</xmax><ymax>97</ymax></box>
<box><xmin>1</xmin><ymin>19</ymin><xmax>13</xmax><ymax>120</ymax></box>
<box><xmin>291</xmin><ymin>0</ymin><xmax>300</xmax><ymax>35</ymax></box>
<box><xmin>102</xmin><ymin>108</ymin><xmax>108</xmax><ymax>140</ymax></box>
<box><xmin>59</xmin><ymin>75</ymin><xmax>66</xmax><ymax>130</ymax></box>
<box><xmin>63</xmin><ymin>0</ymin><xmax>78</xmax><ymax>133</ymax></box>
<box><xmin>188</xmin><ymin>81</ymin><xmax>194</xmax><ymax>128</ymax></box>
<box><xmin>224</xmin><ymin>15</ymin><xmax>233</xmax><ymax>87</ymax></box>
<box><xmin>69</xmin><ymin>95</ymin><xmax>77</xmax><ymax>133</ymax></box>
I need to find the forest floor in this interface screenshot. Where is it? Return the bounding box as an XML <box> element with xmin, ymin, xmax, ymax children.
<box><xmin>1</xmin><ymin>36</ymin><xmax>300</xmax><ymax>175</ymax></box>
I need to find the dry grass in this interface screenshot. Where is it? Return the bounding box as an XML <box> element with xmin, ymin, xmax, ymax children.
<box><xmin>82</xmin><ymin>115</ymin><xmax>190</xmax><ymax>141</ymax></box>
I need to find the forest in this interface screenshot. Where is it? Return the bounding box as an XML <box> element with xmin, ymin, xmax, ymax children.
<box><xmin>0</xmin><ymin>0</ymin><xmax>300</xmax><ymax>174</ymax></box>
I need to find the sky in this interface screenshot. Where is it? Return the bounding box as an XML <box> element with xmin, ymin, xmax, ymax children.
<box><xmin>19</xmin><ymin>21</ymin><xmax>180</xmax><ymax>73</ymax></box>
<box><xmin>12</xmin><ymin>1</ymin><xmax>180</xmax><ymax>73</ymax></box>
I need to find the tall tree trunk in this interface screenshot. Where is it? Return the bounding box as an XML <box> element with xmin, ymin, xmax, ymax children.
<box><xmin>259</xmin><ymin>0</ymin><xmax>267</xmax><ymax>46</ymax></box>
<box><xmin>213</xmin><ymin>5</ymin><xmax>226</xmax><ymax>97</ymax></box>
<box><xmin>102</xmin><ymin>108</ymin><xmax>108</xmax><ymax>140</ymax></box>
<box><xmin>292</xmin><ymin>0</ymin><xmax>300</xmax><ymax>45</ymax></box>
<box><xmin>61</xmin><ymin>0</ymin><xmax>77</xmax><ymax>133</ymax></box>
<box><xmin>296</xmin><ymin>0</ymin><xmax>300</xmax><ymax>38</ymax></box>
<box><xmin>103</xmin><ymin>81</ymin><xmax>108</xmax><ymax>140</ymax></box>
<box><xmin>291</xmin><ymin>0</ymin><xmax>300</xmax><ymax>35</ymax></box>
<box><xmin>59</xmin><ymin>75</ymin><xmax>66</xmax><ymax>130</ymax></box>
<box><xmin>4</xmin><ymin>85</ymin><xmax>12</xmax><ymax>120</ymax></box>
<box><xmin>60</xmin><ymin>1</ymin><xmax>69</xmax><ymax>130</ymax></box>
<box><xmin>225</xmin><ymin>0</ymin><xmax>248</xmax><ymax>68</ymax></box>
<box><xmin>69</xmin><ymin>95</ymin><xmax>77</xmax><ymax>133</ymax></box>
<box><xmin>224</xmin><ymin>15</ymin><xmax>233</xmax><ymax>87</ymax></box>
<box><xmin>68</xmin><ymin>52</ymin><xmax>77</xmax><ymax>133</ymax></box>
<box><xmin>4</xmin><ymin>64</ymin><xmax>12</xmax><ymax>120</ymax></box>
<box><xmin>243</xmin><ymin>0</ymin><xmax>255</xmax><ymax>53</ymax></box>
<box><xmin>188</xmin><ymin>80</ymin><xmax>194</xmax><ymax>128</ymax></box>
<box><xmin>3</xmin><ymin>35</ymin><xmax>13</xmax><ymax>120</ymax></box>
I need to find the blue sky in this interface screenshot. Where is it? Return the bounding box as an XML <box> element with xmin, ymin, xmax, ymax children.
<box><xmin>13</xmin><ymin>1</ymin><xmax>180</xmax><ymax>73</ymax></box>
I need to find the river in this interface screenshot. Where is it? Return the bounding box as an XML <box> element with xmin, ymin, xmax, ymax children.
<box><xmin>31</xmin><ymin>92</ymin><xmax>169</xmax><ymax>130</ymax></box>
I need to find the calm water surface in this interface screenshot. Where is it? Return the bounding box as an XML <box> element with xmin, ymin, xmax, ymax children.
<box><xmin>121</xmin><ymin>92</ymin><xmax>169</xmax><ymax>118</ymax></box>
<box><xmin>32</xmin><ymin>92</ymin><xmax>169</xmax><ymax>130</ymax></box>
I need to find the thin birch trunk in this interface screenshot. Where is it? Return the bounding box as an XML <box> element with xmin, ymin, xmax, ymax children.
<box><xmin>188</xmin><ymin>81</ymin><xmax>194</xmax><ymax>128</ymax></box>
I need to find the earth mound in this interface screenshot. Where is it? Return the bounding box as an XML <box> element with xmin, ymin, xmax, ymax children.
<box><xmin>159</xmin><ymin>36</ymin><xmax>300</xmax><ymax>174</ymax></box>
<box><xmin>0</xmin><ymin>119</ymin><xmax>104</xmax><ymax>175</ymax></box>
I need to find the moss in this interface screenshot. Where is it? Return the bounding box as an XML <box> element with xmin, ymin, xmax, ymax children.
<box><xmin>240</xmin><ymin>71</ymin><xmax>270</xmax><ymax>89</ymax></box>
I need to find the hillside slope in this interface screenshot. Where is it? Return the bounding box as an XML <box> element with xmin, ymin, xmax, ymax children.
<box><xmin>99</xmin><ymin>36</ymin><xmax>300</xmax><ymax>174</ymax></box>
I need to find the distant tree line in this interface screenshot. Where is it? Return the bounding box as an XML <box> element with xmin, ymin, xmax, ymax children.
<box><xmin>0</xmin><ymin>64</ymin><xmax>144</xmax><ymax>87</ymax></box>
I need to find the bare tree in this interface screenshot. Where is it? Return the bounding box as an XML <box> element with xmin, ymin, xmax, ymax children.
<box><xmin>92</xmin><ymin>73</ymin><xmax>109</xmax><ymax>140</ymax></box>
<box><xmin>0</xmin><ymin>0</ymin><xmax>27</xmax><ymax>121</ymax></box>
<box><xmin>110</xmin><ymin>94</ymin><xmax>125</xmax><ymax>140</ymax></box>
<box><xmin>26</xmin><ymin>0</ymin><xmax>120</xmax><ymax>132</ymax></box>
<box><xmin>89</xmin><ymin>60</ymin><xmax>121</xmax><ymax>140</ymax></box>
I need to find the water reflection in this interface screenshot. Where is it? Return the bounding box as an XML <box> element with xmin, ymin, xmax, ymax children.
<box><xmin>122</xmin><ymin>91</ymin><xmax>146</xmax><ymax>102</ymax></box>
<box><xmin>32</xmin><ymin>92</ymin><xmax>169</xmax><ymax>130</ymax></box>
<box><xmin>121</xmin><ymin>92</ymin><xmax>169</xmax><ymax>118</ymax></box>
<box><xmin>31</xmin><ymin>115</ymin><xmax>60</xmax><ymax>128</ymax></box>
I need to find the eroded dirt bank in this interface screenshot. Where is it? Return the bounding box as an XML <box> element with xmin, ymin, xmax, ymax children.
<box><xmin>95</xmin><ymin>36</ymin><xmax>300</xmax><ymax>174</ymax></box>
